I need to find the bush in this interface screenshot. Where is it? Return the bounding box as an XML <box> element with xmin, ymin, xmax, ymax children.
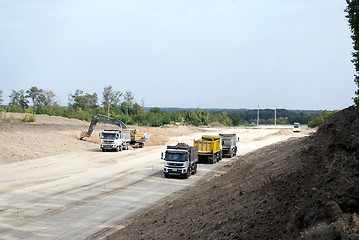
<box><xmin>22</xmin><ymin>114</ymin><xmax>36</xmax><ymax>122</ymax></box>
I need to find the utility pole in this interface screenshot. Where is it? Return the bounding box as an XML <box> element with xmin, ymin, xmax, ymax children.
<box><xmin>257</xmin><ymin>105</ymin><xmax>260</xmax><ymax>126</ymax></box>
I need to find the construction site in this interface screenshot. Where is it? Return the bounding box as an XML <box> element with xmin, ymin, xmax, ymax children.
<box><xmin>0</xmin><ymin>107</ymin><xmax>358</xmax><ymax>239</ymax></box>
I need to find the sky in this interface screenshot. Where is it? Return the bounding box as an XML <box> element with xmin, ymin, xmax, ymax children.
<box><xmin>0</xmin><ymin>0</ymin><xmax>356</xmax><ymax>110</ymax></box>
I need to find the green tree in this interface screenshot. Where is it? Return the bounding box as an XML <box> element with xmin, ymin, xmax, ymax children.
<box><xmin>215</xmin><ymin>112</ymin><xmax>232</xmax><ymax>126</ymax></box>
<box><xmin>123</xmin><ymin>91</ymin><xmax>135</xmax><ymax>115</ymax></box>
<box><xmin>26</xmin><ymin>87</ymin><xmax>41</xmax><ymax>106</ymax></box>
<box><xmin>171</xmin><ymin>111</ymin><xmax>185</xmax><ymax>123</ymax></box>
<box><xmin>26</xmin><ymin>87</ymin><xmax>57</xmax><ymax>107</ymax></box>
<box><xmin>346</xmin><ymin>0</ymin><xmax>359</xmax><ymax>107</ymax></box>
<box><xmin>102</xmin><ymin>86</ymin><xmax>122</xmax><ymax>114</ymax></box>
<box><xmin>308</xmin><ymin>110</ymin><xmax>338</xmax><ymax>128</ymax></box>
<box><xmin>68</xmin><ymin>89</ymin><xmax>98</xmax><ymax>109</ymax></box>
<box><xmin>185</xmin><ymin>110</ymin><xmax>201</xmax><ymax>126</ymax></box>
<box><xmin>68</xmin><ymin>89</ymin><xmax>85</xmax><ymax>108</ymax></box>
<box><xmin>42</xmin><ymin>90</ymin><xmax>58</xmax><ymax>106</ymax></box>
<box><xmin>9</xmin><ymin>89</ymin><xmax>29</xmax><ymax>108</ymax></box>
<box><xmin>229</xmin><ymin>112</ymin><xmax>243</xmax><ymax>126</ymax></box>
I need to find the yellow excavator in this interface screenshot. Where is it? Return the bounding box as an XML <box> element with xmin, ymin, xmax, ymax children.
<box><xmin>80</xmin><ymin>114</ymin><xmax>149</xmax><ymax>148</ymax></box>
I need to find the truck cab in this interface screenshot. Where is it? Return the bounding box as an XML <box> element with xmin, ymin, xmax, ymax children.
<box><xmin>100</xmin><ymin>130</ymin><xmax>130</xmax><ymax>152</ymax></box>
<box><xmin>162</xmin><ymin>145</ymin><xmax>198</xmax><ymax>179</ymax></box>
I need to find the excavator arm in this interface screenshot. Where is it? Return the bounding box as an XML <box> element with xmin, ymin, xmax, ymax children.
<box><xmin>80</xmin><ymin>114</ymin><xmax>127</xmax><ymax>139</ymax></box>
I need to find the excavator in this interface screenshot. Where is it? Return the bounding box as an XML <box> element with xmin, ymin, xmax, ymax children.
<box><xmin>80</xmin><ymin>114</ymin><xmax>149</xmax><ymax>148</ymax></box>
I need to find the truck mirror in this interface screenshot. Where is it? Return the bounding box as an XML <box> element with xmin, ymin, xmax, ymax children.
<box><xmin>161</xmin><ymin>152</ymin><xmax>164</xmax><ymax>160</ymax></box>
<box><xmin>237</xmin><ymin>137</ymin><xmax>240</xmax><ymax>142</ymax></box>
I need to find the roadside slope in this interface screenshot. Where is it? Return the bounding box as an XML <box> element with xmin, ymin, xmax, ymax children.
<box><xmin>108</xmin><ymin>107</ymin><xmax>359</xmax><ymax>240</ymax></box>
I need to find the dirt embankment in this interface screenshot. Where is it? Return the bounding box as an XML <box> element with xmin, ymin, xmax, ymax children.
<box><xmin>107</xmin><ymin>107</ymin><xmax>359</xmax><ymax>240</ymax></box>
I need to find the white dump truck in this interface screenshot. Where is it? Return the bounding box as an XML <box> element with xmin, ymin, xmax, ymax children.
<box><xmin>219</xmin><ymin>133</ymin><xmax>239</xmax><ymax>158</ymax></box>
<box><xmin>100</xmin><ymin>129</ymin><xmax>130</xmax><ymax>152</ymax></box>
<box><xmin>162</xmin><ymin>144</ymin><xmax>198</xmax><ymax>179</ymax></box>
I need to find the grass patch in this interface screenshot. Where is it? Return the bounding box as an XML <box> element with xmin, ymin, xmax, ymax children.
<box><xmin>0</xmin><ymin>113</ymin><xmax>22</xmax><ymax>124</ymax></box>
<box><xmin>0</xmin><ymin>113</ymin><xmax>36</xmax><ymax>124</ymax></box>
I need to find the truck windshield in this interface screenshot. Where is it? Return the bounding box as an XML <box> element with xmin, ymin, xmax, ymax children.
<box><xmin>165</xmin><ymin>152</ymin><xmax>187</xmax><ymax>162</ymax></box>
<box><xmin>222</xmin><ymin>139</ymin><xmax>230</xmax><ymax>146</ymax></box>
<box><xmin>102</xmin><ymin>133</ymin><xmax>117</xmax><ymax>139</ymax></box>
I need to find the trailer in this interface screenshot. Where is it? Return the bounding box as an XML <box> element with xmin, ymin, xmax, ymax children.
<box><xmin>193</xmin><ymin>135</ymin><xmax>222</xmax><ymax>164</ymax></box>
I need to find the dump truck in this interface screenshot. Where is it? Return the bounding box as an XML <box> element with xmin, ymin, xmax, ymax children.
<box><xmin>219</xmin><ymin>133</ymin><xmax>239</xmax><ymax>158</ymax></box>
<box><xmin>100</xmin><ymin>129</ymin><xmax>130</xmax><ymax>152</ymax></box>
<box><xmin>193</xmin><ymin>135</ymin><xmax>222</xmax><ymax>164</ymax></box>
<box><xmin>162</xmin><ymin>144</ymin><xmax>198</xmax><ymax>179</ymax></box>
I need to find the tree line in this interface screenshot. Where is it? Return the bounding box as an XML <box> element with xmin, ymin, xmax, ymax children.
<box><xmin>0</xmin><ymin>86</ymin><xmax>331</xmax><ymax>127</ymax></box>
<box><xmin>346</xmin><ymin>0</ymin><xmax>359</xmax><ymax>107</ymax></box>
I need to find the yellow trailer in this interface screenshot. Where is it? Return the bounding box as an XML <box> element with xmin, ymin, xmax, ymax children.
<box><xmin>193</xmin><ymin>135</ymin><xmax>222</xmax><ymax>164</ymax></box>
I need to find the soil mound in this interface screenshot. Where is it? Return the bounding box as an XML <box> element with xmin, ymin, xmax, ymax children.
<box><xmin>108</xmin><ymin>107</ymin><xmax>359</xmax><ymax>240</ymax></box>
<box><xmin>285</xmin><ymin>106</ymin><xmax>359</xmax><ymax>239</ymax></box>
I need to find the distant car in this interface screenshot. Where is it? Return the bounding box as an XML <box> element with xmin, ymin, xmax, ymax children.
<box><xmin>293</xmin><ymin>122</ymin><xmax>301</xmax><ymax>133</ymax></box>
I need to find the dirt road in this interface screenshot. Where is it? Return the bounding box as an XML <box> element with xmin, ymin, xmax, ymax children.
<box><xmin>0</xmin><ymin>115</ymin><xmax>313</xmax><ymax>239</ymax></box>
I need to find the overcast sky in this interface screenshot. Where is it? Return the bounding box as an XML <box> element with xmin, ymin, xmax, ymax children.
<box><xmin>0</xmin><ymin>0</ymin><xmax>356</xmax><ymax>110</ymax></box>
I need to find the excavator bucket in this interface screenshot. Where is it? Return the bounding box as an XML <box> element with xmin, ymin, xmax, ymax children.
<box><xmin>79</xmin><ymin>131</ymin><xmax>87</xmax><ymax>140</ymax></box>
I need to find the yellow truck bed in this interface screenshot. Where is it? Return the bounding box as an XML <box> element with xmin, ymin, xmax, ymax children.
<box><xmin>193</xmin><ymin>135</ymin><xmax>221</xmax><ymax>154</ymax></box>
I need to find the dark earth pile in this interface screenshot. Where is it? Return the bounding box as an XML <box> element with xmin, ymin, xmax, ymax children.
<box><xmin>107</xmin><ymin>107</ymin><xmax>359</xmax><ymax>240</ymax></box>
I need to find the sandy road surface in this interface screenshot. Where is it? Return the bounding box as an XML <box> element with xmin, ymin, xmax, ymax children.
<box><xmin>0</xmin><ymin>126</ymin><xmax>312</xmax><ymax>240</ymax></box>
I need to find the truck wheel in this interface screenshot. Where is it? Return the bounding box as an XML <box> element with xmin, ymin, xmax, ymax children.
<box><xmin>209</xmin><ymin>157</ymin><xmax>214</xmax><ymax>164</ymax></box>
<box><xmin>191</xmin><ymin>163</ymin><xmax>197</xmax><ymax>175</ymax></box>
<box><xmin>214</xmin><ymin>154</ymin><xmax>218</xmax><ymax>163</ymax></box>
<box><xmin>115</xmin><ymin>147</ymin><xmax>119</xmax><ymax>152</ymax></box>
<box><xmin>102</xmin><ymin>148</ymin><xmax>105</xmax><ymax>152</ymax></box>
<box><xmin>183</xmin><ymin>168</ymin><xmax>190</xmax><ymax>179</ymax></box>
<box><xmin>164</xmin><ymin>173</ymin><xmax>170</xmax><ymax>178</ymax></box>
